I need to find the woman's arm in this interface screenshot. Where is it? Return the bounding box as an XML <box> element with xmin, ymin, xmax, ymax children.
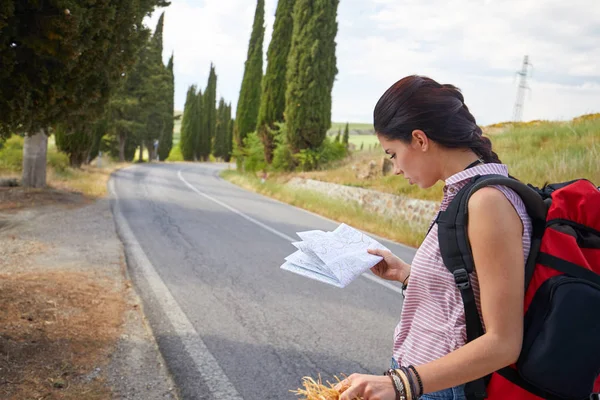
<box><xmin>414</xmin><ymin>187</ymin><xmax>525</xmax><ymax>393</ymax></box>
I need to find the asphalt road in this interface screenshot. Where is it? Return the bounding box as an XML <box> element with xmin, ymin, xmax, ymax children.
<box><xmin>110</xmin><ymin>162</ymin><xmax>417</xmax><ymax>400</ymax></box>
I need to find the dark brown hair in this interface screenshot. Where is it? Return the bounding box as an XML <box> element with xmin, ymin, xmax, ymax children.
<box><xmin>373</xmin><ymin>75</ymin><xmax>501</xmax><ymax>163</ymax></box>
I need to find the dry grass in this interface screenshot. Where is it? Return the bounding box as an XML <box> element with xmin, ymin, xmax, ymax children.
<box><xmin>0</xmin><ymin>271</ymin><xmax>126</xmax><ymax>399</ymax></box>
<box><xmin>47</xmin><ymin>161</ymin><xmax>127</xmax><ymax>199</ymax></box>
<box><xmin>291</xmin><ymin>375</ymin><xmax>361</xmax><ymax>400</ymax></box>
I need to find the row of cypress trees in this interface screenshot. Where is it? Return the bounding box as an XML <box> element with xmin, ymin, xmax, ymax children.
<box><xmin>179</xmin><ymin>65</ymin><xmax>234</xmax><ymax>162</ymax></box>
<box><xmin>235</xmin><ymin>0</ymin><xmax>340</xmax><ymax>167</ymax></box>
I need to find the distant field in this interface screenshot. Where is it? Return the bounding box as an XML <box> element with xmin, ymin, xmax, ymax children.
<box><xmin>349</xmin><ymin>134</ymin><xmax>379</xmax><ymax>150</ymax></box>
<box><xmin>329</xmin><ymin>122</ymin><xmax>374</xmax><ymax>132</ymax></box>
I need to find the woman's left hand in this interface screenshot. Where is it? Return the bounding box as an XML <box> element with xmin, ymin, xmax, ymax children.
<box><xmin>335</xmin><ymin>373</ymin><xmax>397</xmax><ymax>400</ymax></box>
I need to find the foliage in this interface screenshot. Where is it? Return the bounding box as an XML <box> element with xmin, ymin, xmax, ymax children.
<box><xmin>285</xmin><ymin>0</ymin><xmax>339</xmax><ymax>153</ymax></box>
<box><xmin>256</xmin><ymin>0</ymin><xmax>295</xmax><ymax>163</ymax></box>
<box><xmin>234</xmin><ymin>0</ymin><xmax>265</xmax><ymax>146</ymax></box>
<box><xmin>0</xmin><ymin>135</ymin><xmax>24</xmax><ymax>171</ymax></box>
<box><xmin>158</xmin><ymin>53</ymin><xmax>175</xmax><ymax>161</ymax></box>
<box><xmin>233</xmin><ymin>132</ymin><xmax>267</xmax><ymax>173</ymax></box>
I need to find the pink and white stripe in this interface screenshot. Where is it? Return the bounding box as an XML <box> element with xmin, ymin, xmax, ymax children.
<box><xmin>393</xmin><ymin>163</ymin><xmax>532</xmax><ymax>367</ymax></box>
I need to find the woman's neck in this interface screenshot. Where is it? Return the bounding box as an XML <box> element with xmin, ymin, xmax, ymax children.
<box><xmin>439</xmin><ymin>150</ymin><xmax>483</xmax><ymax>181</ymax></box>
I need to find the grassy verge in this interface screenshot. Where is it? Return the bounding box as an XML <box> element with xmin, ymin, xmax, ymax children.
<box><xmin>221</xmin><ymin>170</ymin><xmax>427</xmax><ymax>247</ymax></box>
<box><xmin>0</xmin><ymin>135</ymin><xmax>126</xmax><ymax>198</ymax></box>
<box><xmin>47</xmin><ymin>161</ymin><xmax>127</xmax><ymax>198</ymax></box>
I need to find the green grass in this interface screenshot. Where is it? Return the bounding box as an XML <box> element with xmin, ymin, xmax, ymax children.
<box><xmin>220</xmin><ymin>170</ymin><xmax>427</xmax><ymax>247</ymax></box>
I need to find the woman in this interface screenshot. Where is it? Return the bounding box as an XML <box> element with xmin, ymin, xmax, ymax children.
<box><xmin>336</xmin><ymin>76</ymin><xmax>532</xmax><ymax>400</ymax></box>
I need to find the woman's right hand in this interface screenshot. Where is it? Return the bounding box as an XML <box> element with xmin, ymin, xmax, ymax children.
<box><xmin>367</xmin><ymin>248</ymin><xmax>410</xmax><ymax>283</ymax></box>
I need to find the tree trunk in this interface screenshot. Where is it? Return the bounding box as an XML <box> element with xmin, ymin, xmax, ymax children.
<box><xmin>69</xmin><ymin>151</ymin><xmax>86</xmax><ymax>168</ymax></box>
<box><xmin>22</xmin><ymin>129</ymin><xmax>48</xmax><ymax>188</ymax></box>
<box><xmin>148</xmin><ymin>145</ymin><xmax>156</xmax><ymax>162</ymax></box>
<box><xmin>118</xmin><ymin>133</ymin><xmax>126</xmax><ymax>162</ymax></box>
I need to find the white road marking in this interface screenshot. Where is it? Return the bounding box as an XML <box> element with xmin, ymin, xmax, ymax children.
<box><xmin>177</xmin><ymin>169</ymin><xmax>404</xmax><ymax>295</ymax></box>
<box><xmin>109</xmin><ymin>177</ymin><xmax>243</xmax><ymax>400</ymax></box>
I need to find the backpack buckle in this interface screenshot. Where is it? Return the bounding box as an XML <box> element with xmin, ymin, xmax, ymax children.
<box><xmin>453</xmin><ymin>268</ymin><xmax>471</xmax><ymax>290</ymax></box>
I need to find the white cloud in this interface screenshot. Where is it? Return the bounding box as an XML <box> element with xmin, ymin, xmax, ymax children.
<box><xmin>149</xmin><ymin>0</ymin><xmax>600</xmax><ymax>125</ymax></box>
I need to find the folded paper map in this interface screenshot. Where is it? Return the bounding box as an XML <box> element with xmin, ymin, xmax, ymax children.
<box><xmin>280</xmin><ymin>223</ymin><xmax>389</xmax><ymax>288</ymax></box>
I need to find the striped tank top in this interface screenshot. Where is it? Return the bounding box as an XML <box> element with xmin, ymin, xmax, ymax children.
<box><xmin>393</xmin><ymin>163</ymin><xmax>532</xmax><ymax>366</ymax></box>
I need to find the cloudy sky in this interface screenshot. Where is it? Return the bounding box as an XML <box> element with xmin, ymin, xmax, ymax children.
<box><xmin>146</xmin><ymin>0</ymin><xmax>600</xmax><ymax>125</ymax></box>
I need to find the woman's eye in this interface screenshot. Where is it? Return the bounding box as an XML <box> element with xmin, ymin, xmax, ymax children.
<box><xmin>389</xmin><ymin>154</ymin><xmax>396</xmax><ymax>160</ymax></box>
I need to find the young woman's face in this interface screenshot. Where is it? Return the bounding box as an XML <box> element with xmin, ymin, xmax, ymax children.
<box><xmin>377</xmin><ymin>131</ymin><xmax>439</xmax><ymax>189</ymax></box>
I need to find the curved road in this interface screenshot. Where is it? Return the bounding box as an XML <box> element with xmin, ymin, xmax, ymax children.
<box><xmin>110</xmin><ymin>163</ymin><xmax>416</xmax><ymax>400</ymax></box>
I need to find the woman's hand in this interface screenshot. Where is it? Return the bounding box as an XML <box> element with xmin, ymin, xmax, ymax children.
<box><xmin>335</xmin><ymin>373</ymin><xmax>396</xmax><ymax>400</ymax></box>
<box><xmin>367</xmin><ymin>248</ymin><xmax>410</xmax><ymax>283</ymax></box>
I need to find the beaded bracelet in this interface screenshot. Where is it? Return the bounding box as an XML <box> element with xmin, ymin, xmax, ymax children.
<box><xmin>408</xmin><ymin>365</ymin><xmax>424</xmax><ymax>397</ymax></box>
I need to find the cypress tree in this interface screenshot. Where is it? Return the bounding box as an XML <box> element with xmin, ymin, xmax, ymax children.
<box><xmin>158</xmin><ymin>53</ymin><xmax>175</xmax><ymax>161</ymax></box>
<box><xmin>334</xmin><ymin>128</ymin><xmax>341</xmax><ymax>143</ymax></box>
<box><xmin>194</xmin><ymin>89</ymin><xmax>209</xmax><ymax>161</ymax></box>
<box><xmin>180</xmin><ymin>85</ymin><xmax>197</xmax><ymax>161</ymax></box>
<box><xmin>342</xmin><ymin>122</ymin><xmax>349</xmax><ymax>147</ymax></box>
<box><xmin>54</xmin><ymin>122</ymin><xmax>93</xmax><ymax>167</ymax></box>
<box><xmin>213</xmin><ymin>98</ymin><xmax>227</xmax><ymax>160</ymax></box>
<box><xmin>285</xmin><ymin>0</ymin><xmax>339</xmax><ymax>154</ymax></box>
<box><xmin>143</xmin><ymin>13</ymin><xmax>171</xmax><ymax>161</ymax></box>
<box><xmin>234</xmin><ymin>0</ymin><xmax>265</xmax><ymax>146</ymax></box>
<box><xmin>202</xmin><ymin>64</ymin><xmax>217</xmax><ymax>155</ymax></box>
<box><xmin>225</xmin><ymin>105</ymin><xmax>234</xmax><ymax>162</ymax></box>
<box><xmin>256</xmin><ymin>0</ymin><xmax>295</xmax><ymax>164</ymax></box>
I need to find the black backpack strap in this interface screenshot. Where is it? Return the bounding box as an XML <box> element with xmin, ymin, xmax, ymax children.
<box><xmin>437</xmin><ymin>174</ymin><xmax>548</xmax><ymax>400</ymax></box>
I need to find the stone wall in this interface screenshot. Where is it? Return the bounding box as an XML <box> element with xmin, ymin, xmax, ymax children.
<box><xmin>287</xmin><ymin>178</ymin><xmax>438</xmax><ymax>228</ymax></box>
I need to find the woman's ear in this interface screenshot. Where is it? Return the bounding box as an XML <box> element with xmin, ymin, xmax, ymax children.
<box><xmin>411</xmin><ymin>130</ymin><xmax>429</xmax><ymax>152</ymax></box>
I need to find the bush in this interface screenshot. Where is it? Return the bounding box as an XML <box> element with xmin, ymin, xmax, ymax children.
<box><xmin>233</xmin><ymin>131</ymin><xmax>267</xmax><ymax>173</ymax></box>
<box><xmin>272</xmin><ymin>123</ymin><xmax>295</xmax><ymax>172</ymax></box>
<box><xmin>294</xmin><ymin>137</ymin><xmax>347</xmax><ymax>171</ymax></box>
<box><xmin>0</xmin><ymin>135</ymin><xmax>24</xmax><ymax>171</ymax></box>
<box><xmin>47</xmin><ymin>148</ymin><xmax>70</xmax><ymax>173</ymax></box>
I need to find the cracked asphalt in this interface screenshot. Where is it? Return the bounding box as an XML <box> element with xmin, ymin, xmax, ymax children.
<box><xmin>110</xmin><ymin>162</ymin><xmax>416</xmax><ymax>400</ymax></box>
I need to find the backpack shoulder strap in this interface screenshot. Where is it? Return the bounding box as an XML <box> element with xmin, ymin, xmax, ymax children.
<box><xmin>437</xmin><ymin>174</ymin><xmax>547</xmax><ymax>400</ymax></box>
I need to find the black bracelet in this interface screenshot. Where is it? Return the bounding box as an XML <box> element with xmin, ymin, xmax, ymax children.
<box><xmin>401</xmin><ymin>274</ymin><xmax>410</xmax><ymax>298</ymax></box>
<box><xmin>402</xmin><ymin>273</ymin><xmax>410</xmax><ymax>289</ymax></box>
<box><xmin>408</xmin><ymin>365</ymin><xmax>424</xmax><ymax>397</ymax></box>
<box><xmin>399</xmin><ymin>366</ymin><xmax>419</xmax><ymax>399</ymax></box>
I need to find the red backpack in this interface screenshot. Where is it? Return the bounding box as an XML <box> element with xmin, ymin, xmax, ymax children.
<box><xmin>437</xmin><ymin>176</ymin><xmax>600</xmax><ymax>400</ymax></box>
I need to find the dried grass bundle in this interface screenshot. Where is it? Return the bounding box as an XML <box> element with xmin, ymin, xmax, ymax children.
<box><xmin>291</xmin><ymin>375</ymin><xmax>363</xmax><ymax>400</ymax></box>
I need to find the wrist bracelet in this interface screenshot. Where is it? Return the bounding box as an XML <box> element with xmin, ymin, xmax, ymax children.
<box><xmin>395</xmin><ymin>368</ymin><xmax>413</xmax><ymax>400</ymax></box>
<box><xmin>408</xmin><ymin>365</ymin><xmax>424</xmax><ymax>397</ymax></box>
<box><xmin>401</xmin><ymin>273</ymin><xmax>410</xmax><ymax>289</ymax></box>
<box><xmin>404</xmin><ymin>367</ymin><xmax>419</xmax><ymax>400</ymax></box>
<box><xmin>389</xmin><ymin>373</ymin><xmax>405</xmax><ymax>400</ymax></box>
